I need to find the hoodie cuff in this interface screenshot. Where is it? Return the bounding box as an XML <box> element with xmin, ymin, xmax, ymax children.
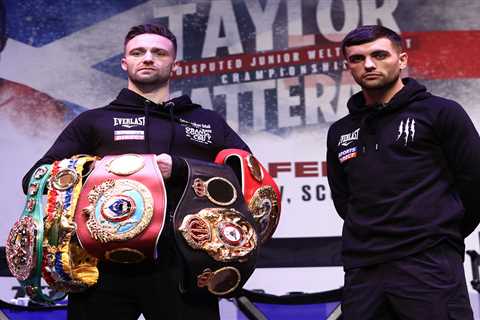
<box><xmin>170</xmin><ymin>156</ymin><xmax>187</xmax><ymax>181</ymax></box>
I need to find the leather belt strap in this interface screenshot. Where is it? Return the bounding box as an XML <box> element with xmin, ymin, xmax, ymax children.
<box><xmin>6</xmin><ymin>164</ymin><xmax>66</xmax><ymax>305</ymax></box>
<box><xmin>173</xmin><ymin>158</ymin><xmax>258</xmax><ymax>297</ymax></box>
<box><xmin>215</xmin><ymin>149</ymin><xmax>281</xmax><ymax>244</ymax></box>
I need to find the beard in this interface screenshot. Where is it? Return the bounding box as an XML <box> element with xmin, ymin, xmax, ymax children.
<box><xmin>129</xmin><ymin>66</ymin><xmax>172</xmax><ymax>87</ymax></box>
<box><xmin>358</xmin><ymin>69</ymin><xmax>401</xmax><ymax>91</ymax></box>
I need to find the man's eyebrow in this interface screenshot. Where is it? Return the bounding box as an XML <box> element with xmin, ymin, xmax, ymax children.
<box><xmin>128</xmin><ymin>47</ymin><xmax>169</xmax><ymax>53</ymax></box>
<box><xmin>371</xmin><ymin>49</ymin><xmax>389</xmax><ymax>54</ymax></box>
<box><xmin>128</xmin><ymin>47</ymin><xmax>146</xmax><ymax>53</ymax></box>
<box><xmin>348</xmin><ymin>54</ymin><xmax>365</xmax><ymax>59</ymax></box>
<box><xmin>150</xmin><ymin>47</ymin><xmax>170</xmax><ymax>52</ymax></box>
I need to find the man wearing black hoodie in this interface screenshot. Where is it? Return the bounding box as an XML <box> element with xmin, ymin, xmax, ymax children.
<box><xmin>23</xmin><ymin>24</ymin><xmax>250</xmax><ymax>320</ymax></box>
<box><xmin>327</xmin><ymin>25</ymin><xmax>480</xmax><ymax>319</ymax></box>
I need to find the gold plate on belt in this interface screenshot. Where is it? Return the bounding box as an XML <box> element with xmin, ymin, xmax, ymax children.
<box><xmin>105</xmin><ymin>154</ymin><xmax>145</xmax><ymax>176</ymax></box>
<box><xmin>105</xmin><ymin>248</ymin><xmax>145</xmax><ymax>264</ymax></box>
<box><xmin>197</xmin><ymin>267</ymin><xmax>241</xmax><ymax>296</ymax></box>
<box><xmin>179</xmin><ymin>208</ymin><xmax>257</xmax><ymax>262</ymax></box>
<box><xmin>51</xmin><ymin>168</ymin><xmax>79</xmax><ymax>191</ymax></box>
<box><xmin>246</xmin><ymin>154</ymin><xmax>264</xmax><ymax>182</ymax></box>
<box><xmin>82</xmin><ymin>179</ymin><xmax>153</xmax><ymax>242</ymax></box>
<box><xmin>248</xmin><ymin>185</ymin><xmax>279</xmax><ymax>241</ymax></box>
<box><xmin>6</xmin><ymin>216</ymin><xmax>37</xmax><ymax>281</ymax></box>
<box><xmin>192</xmin><ymin>177</ymin><xmax>237</xmax><ymax>206</ymax></box>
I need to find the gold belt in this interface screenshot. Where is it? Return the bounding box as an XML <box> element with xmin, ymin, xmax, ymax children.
<box><xmin>42</xmin><ymin>156</ymin><xmax>99</xmax><ymax>292</ymax></box>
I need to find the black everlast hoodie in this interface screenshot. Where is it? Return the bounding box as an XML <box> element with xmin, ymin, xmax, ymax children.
<box><xmin>327</xmin><ymin>78</ymin><xmax>480</xmax><ymax>269</ymax></box>
<box><xmin>22</xmin><ymin>88</ymin><xmax>250</xmax><ymax>273</ymax></box>
<box><xmin>23</xmin><ymin>88</ymin><xmax>250</xmax><ymax>253</ymax></box>
<box><xmin>23</xmin><ymin>88</ymin><xmax>250</xmax><ymax>192</ymax></box>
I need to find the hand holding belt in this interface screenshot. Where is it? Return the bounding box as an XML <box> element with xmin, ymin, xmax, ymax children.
<box><xmin>215</xmin><ymin>149</ymin><xmax>281</xmax><ymax>244</ymax></box>
<box><xmin>6</xmin><ymin>164</ymin><xmax>66</xmax><ymax>305</ymax></box>
<box><xmin>173</xmin><ymin>158</ymin><xmax>258</xmax><ymax>297</ymax></box>
<box><xmin>42</xmin><ymin>156</ymin><xmax>99</xmax><ymax>293</ymax></box>
<box><xmin>75</xmin><ymin>154</ymin><xmax>167</xmax><ymax>263</ymax></box>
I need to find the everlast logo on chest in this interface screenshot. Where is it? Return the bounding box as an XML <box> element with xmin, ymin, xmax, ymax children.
<box><xmin>338</xmin><ymin>128</ymin><xmax>360</xmax><ymax>146</ymax></box>
<box><xmin>113</xmin><ymin>117</ymin><xmax>145</xmax><ymax>128</ymax></box>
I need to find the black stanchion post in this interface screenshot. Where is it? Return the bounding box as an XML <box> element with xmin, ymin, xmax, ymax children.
<box><xmin>233</xmin><ymin>296</ymin><xmax>268</xmax><ymax>320</ymax></box>
<box><xmin>466</xmin><ymin>232</ymin><xmax>480</xmax><ymax>292</ymax></box>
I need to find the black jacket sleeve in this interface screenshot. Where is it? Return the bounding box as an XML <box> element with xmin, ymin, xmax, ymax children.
<box><xmin>326</xmin><ymin>125</ymin><xmax>350</xmax><ymax>220</ymax></box>
<box><xmin>169</xmin><ymin>155</ymin><xmax>188</xmax><ymax>182</ymax></box>
<box><xmin>221</xmin><ymin>116</ymin><xmax>251</xmax><ymax>153</ymax></box>
<box><xmin>22</xmin><ymin>112</ymin><xmax>95</xmax><ymax>193</ymax></box>
<box><xmin>435</xmin><ymin>101</ymin><xmax>480</xmax><ymax>237</ymax></box>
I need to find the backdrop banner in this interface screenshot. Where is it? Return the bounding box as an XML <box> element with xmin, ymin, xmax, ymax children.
<box><xmin>1</xmin><ymin>0</ymin><xmax>480</xmax><ymax>306</ymax></box>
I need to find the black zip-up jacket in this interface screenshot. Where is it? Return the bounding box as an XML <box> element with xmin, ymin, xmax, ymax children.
<box><xmin>327</xmin><ymin>78</ymin><xmax>480</xmax><ymax>269</ymax></box>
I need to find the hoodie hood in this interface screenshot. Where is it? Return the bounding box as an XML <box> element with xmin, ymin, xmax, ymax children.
<box><xmin>347</xmin><ymin>78</ymin><xmax>431</xmax><ymax>116</ymax></box>
<box><xmin>346</xmin><ymin>78</ymin><xmax>432</xmax><ymax>154</ymax></box>
<box><xmin>107</xmin><ymin>88</ymin><xmax>200</xmax><ymax>116</ymax></box>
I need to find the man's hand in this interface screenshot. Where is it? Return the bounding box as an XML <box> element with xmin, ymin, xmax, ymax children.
<box><xmin>155</xmin><ymin>153</ymin><xmax>172</xmax><ymax>179</ymax></box>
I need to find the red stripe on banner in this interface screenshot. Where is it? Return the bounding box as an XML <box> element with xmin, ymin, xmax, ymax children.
<box><xmin>172</xmin><ymin>44</ymin><xmax>342</xmax><ymax>79</ymax></box>
<box><xmin>404</xmin><ymin>30</ymin><xmax>480</xmax><ymax>80</ymax></box>
<box><xmin>172</xmin><ymin>31</ymin><xmax>480</xmax><ymax>81</ymax></box>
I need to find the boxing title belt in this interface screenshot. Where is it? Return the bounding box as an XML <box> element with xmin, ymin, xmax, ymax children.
<box><xmin>75</xmin><ymin>154</ymin><xmax>166</xmax><ymax>263</ymax></box>
<box><xmin>42</xmin><ymin>156</ymin><xmax>99</xmax><ymax>293</ymax></box>
<box><xmin>6</xmin><ymin>164</ymin><xmax>65</xmax><ymax>305</ymax></box>
<box><xmin>215</xmin><ymin>149</ymin><xmax>281</xmax><ymax>244</ymax></box>
<box><xmin>173</xmin><ymin>158</ymin><xmax>258</xmax><ymax>297</ymax></box>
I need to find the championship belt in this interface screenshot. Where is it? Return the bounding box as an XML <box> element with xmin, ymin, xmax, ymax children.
<box><xmin>173</xmin><ymin>159</ymin><xmax>258</xmax><ymax>297</ymax></box>
<box><xmin>42</xmin><ymin>156</ymin><xmax>99</xmax><ymax>293</ymax></box>
<box><xmin>215</xmin><ymin>149</ymin><xmax>281</xmax><ymax>244</ymax></box>
<box><xmin>6</xmin><ymin>164</ymin><xmax>65</xmax><ymax>305</ymax></box>
<box><xmin>75</xmin><ymin>154</ymin><xmax>167</xmax><ymax>263</ymax></box>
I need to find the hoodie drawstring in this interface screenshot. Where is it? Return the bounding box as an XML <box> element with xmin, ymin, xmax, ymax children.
<box><xmin>143</xmin><ymin>100</ymin><xmax>176</xmax><ymax>154</ymax></box>
<box><xmin>144</xmin><ymin>100</ymin><xmax>152</xmax><ymax>153</ymax></box>
<box><xmin>165</xmin><ymin>101</ymin><xmax>176</xmax><ymax>154</ymax></box>
<box><xmin>359</xmin><ymin>105</ymin><xmax>385</xmax><ymax>155</ymax></box>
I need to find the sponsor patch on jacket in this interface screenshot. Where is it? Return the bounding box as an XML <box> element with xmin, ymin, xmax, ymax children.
<box><xmin>179</xmin><ymin>118</ymin><xmax>213</xmax><ymax>145</ymax></box>
<box><xmin>113</xmin><ymin>117</ymin><xmax>145</xmax><ymax>128</ymax></box>
<box><xmin>114</xmin><ymin>130</ymin><xmax>145</xmax><ymax>141</ymax></box>
<box><xmin>338</xmin><ymin>128</ymin><xmax>360</xmax><ymax>146</ymax></box>
<box><xmin>185</xmin><ymin>127</ymin><xmax>212</xmax><ymax>145</ymax></box>
<box><xmin>338</xmin><ymin>147</ymin><xmax>358</xmax><ymax>163</ymax></box>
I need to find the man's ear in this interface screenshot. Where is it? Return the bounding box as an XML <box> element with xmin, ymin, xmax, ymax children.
<box><xmin>121</xmin><ymin>57</ymin><xmax>127</xmax><ymax>71</ymax></box>
<box><xmin>171</xmin><ymin>60</ymin><xmax>179</xmax><ymax>73</ymax></box>
<box><xmin>399</xmin><ymin>52</ymin><xmax>408</xmax><ymax>70</ymax></box>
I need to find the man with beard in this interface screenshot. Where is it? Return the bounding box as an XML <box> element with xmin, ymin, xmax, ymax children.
<box><xmin>326</xmin><ymin>25</ymin><xmax>480</xmax><ymax>319</ymax></box>
<box><xmin>23</xmin><ymin>24</ymin><xmax>250</xmax><ymax>320</ymax></box>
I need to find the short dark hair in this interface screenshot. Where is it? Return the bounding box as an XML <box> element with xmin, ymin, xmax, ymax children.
<box><xmin>341</xmin><ymin>25</ymin><xmax>403</xmax><ymax>58</ymax></box>
<box><xmin>124</xmin><ymin>23</ymin><xmax>177</xmax><ymax>56</ymax></box>
<box><xmin>0</xmin><ymin>0</ymin><xmax>7</xmax><ymax>53</ymax></box>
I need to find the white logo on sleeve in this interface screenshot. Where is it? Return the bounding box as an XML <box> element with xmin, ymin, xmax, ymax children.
<box><xmin>396</xmin><ymin>118</ymin><xmax>415</xmax><ymax>146</ymax></box>
<box><xmin>179</xmin><ymin>118</ymin><xmax>213</xmax><ymax>145</ymax></box>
